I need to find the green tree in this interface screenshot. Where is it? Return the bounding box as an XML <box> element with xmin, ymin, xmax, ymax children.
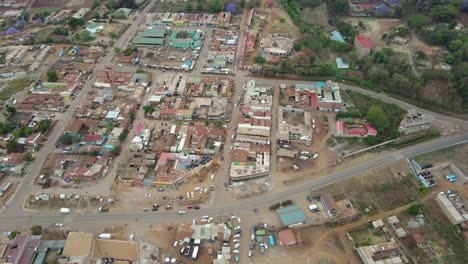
<box><xmin>47</xmin><ymin>70</ymin><xmax>58</xmax><ymax>82</ymax></box>
<box><xmin>90</xmin><ymin>150</ymin><xmax>99</xmax><ymax>157</ymax></box>
<box><xmin>110</xmin><ymin>146</ymin><xmax>121</xmax><ymax>156</ymax></box>
<box><xmin>143</xmin><ymin>105</ymin><xmax>154</xmax><ymax>115</ymax></box>
<box><xmin>196</xmin><ymin>3</ymin><xmax>204</xmax><ymax>12</ymax></box>
<box><xmin>38</xmin><ymin>120</ymin><xmax>51</xmax><ymax>133</ymax></box>
<box><xmin>68</xmin><ymin>17</ymin><xmax>85</xmax><ymax>30</ymax></box>
<box><xmin>325</xmin><ymin>0</ymin><xmax>349</xmax><ymax>15</ymax></box>
<box><xmin>367</xmin><ymin>66</ymin><xmax>389</xmax><ymax>84</ymax></box>
<box><xmin>448</xmin><ymin>39</ymin><xmax>463</xmax><ymax>52</ymax></box>
<box><xmin>128</xmin><ymin>109</ymin><xmax>136</xmax><ymax>122</ymax></box>
<box><xmin>53</xmin><ymin>27</ymin><xmax>68</xmax><ymax>35</ymax></box>
<box><xmin>293</xmin><ymin>43</ymin><xmax>302</xmax><ymax>51</ymax></box>
<box><xmin>109</xmin><ymin>32</ymin><xmax>117</xmax><ymax>39</ymax></box>
<box><xmin>366</xmin><ymin>106</ymin><xmax>389</xmax><ymax>133</ymax></box>
<box><xmin>207</xmin><ymin>0</ymin><xmax>224</xmax><ymax>13</ymax></box>
<box><xmin>60</xmin><ymin>134</ymin><xmax>80</xmax><ymax>145</ymax></box>
<box><xmin>431</xmin><ymin>5</ymin><xmax>459</xmax><ymax>23</ymax></box>
<box><xmin>79</xmin><ymin>30</ymin><xmax>94</xmax><ymax>42</ymax></box>
<box><xmin>24</xmin><ymin>153</ymin><xmax>33</xmax><ymax>162</ymax></box>
<box><xmin>6</xmin><ymin>140</ymin><xmax>18</xmax><ymax>153</ymax></box>
<box><xmin>23</xmin><ymin>126</ymin><xmax>32</xmax><ymax>135</ymax></box>
<box><xmin>118</xmin><ymin>131</ymin><xmax>127</xmax><ymax>142</ymax></box>
<box><xmin>253</xmin><ymin>55</ymin><xmax>266</xmax><ymax>65</ymax></box>
<box><xmin>406</xmin><ymin>13</ymin><xmax>432</xmax><ymax>29</ymax></box>
<box><xmin>8</xmin><ymin>231</ymin><xmax>18</xmax><ymax>240</ymax></box>
<box><xmin>185</xmin><ymin>2</ymin><xmax>193</xmax><ymax>12</ymax></box>
<box><xmin>204</xmin><ymin>119</ymin><xmax>210</xmax><ymax>126</ymax></box>
<box><xmin>114</xmin><ymin>47</ymin><xmax>121</xmax><ymax>54</ymax></box>
<box><xmin>31</xmin><ymin>225</ymin><xmax>42</xmax><ymax>235</ymax></box>
<box><xmin>5</xmin><ymin>105</ymin><xmax>16</xmax><ymax>117</ymax></box>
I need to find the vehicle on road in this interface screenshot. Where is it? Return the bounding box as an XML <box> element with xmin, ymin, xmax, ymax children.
<box><xmin>143</xmin><ymin>208</ymin><xmax>149</xmax><ymax>212</ymax></box>
<box><xmin>300</xmin><ymin>151</ymin><xmax>310</xmax><ymax>155</ymax></box>
<box><xmin>234</xmin><ymin>255</ymin><xmax>239</xmax><ymax>262</ymax></box>
<box><xmin>144</xmin><ymin>193</ymin><xmax>152</xmax><ymax>198</ymax></box>
<box><xmin>55</xmin><ymin>223</ymin><xmax>63</xmax><ymax>227</ymax></box>
<box><xmin>187</xmin><ymin>205</ymin><xmax>194</xmax><ymax>209</ymax></box>
<box><xmin>99</xmin><ymin>233</ymin><xmax>112</xmax><ymax>239</ymax></box>
<box><xmin>128</xmin><ymin>234</ymin><xmax>135</xmax><ymax>241</ymax></box>
<box><xmin>59</xmin><ymin>208</ymin><xmax>71</xmax><ymax>214</ymax></box>
<box><xmin>178</xmin><ymin>210</ymin><xmax>186</xmax><ymax>215</ymax></box>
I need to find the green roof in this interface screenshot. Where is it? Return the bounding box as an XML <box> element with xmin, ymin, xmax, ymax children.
<box><xmin>142</xmin><ymin>28</ymin><xmax>166</xmax><ymax>38</ymax></box>
<box><xmin>276</xmin><ymin>205</ymin><xmax>306</xmax><ymax>227</ymax></box>
<box><xmin>86</xmin><ymin>22</ymin><xmax>103</xmax><ymax>31</ymax></box>
<box><xmin>132</xmin><ymin>36</ymin><xmax>164</xmax><ymax>45</ymax></box>
<box><xmin>114</xmin><ymin>8</ymin><xmax>132</xmax><ymax>17</ymax></box>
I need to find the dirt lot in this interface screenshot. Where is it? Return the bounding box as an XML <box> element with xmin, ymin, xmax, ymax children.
<box><xmin>343</xmin><ymin>17</ymin><xmax>403</xmax><ymax>49</ymax></box>
<box><xmin>268</xmin><ymin>0</ymin><xmax>300</xmax><ymax>38</ymax></box>
<box><xmin>31</xmin><ymin>0</ymin><xmax>90</xmax><ymax>8</ymax></box>
<box><xmin>414</xmin><ymin>143</ymin><xmax>468</xmax><ymax>177</ymax></box>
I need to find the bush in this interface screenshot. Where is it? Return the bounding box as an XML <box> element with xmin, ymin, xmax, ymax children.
<box><xmin>31</xmin><ymin>225</ymin><xmax>42</xmax><ymax>235</ymax></box>
<box><xmin>407</xmin><ymin>204</ymin><xmax>425</xmax><ymax>216</ymax></box>
<box><xmin>47</xmin><ymin>70</ymin><xmax>58</xmax><ymax>82</ymax></box>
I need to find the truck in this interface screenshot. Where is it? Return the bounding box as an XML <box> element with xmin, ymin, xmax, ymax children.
<box><xmin>268</xmin><ymin>235</ymin><xmax>275</xmax><ymax>246</ymax></box>
<box><xmin>98</xmin><ymin>233</ymin><xmax>112</xmax><ymax>239</ymax></box>
<box><xmin>97</xmin><ymin>205</ymin><xmax>109</xmax><ymax>212</ymax></box>
<box><xmin>191</xmin><ymin>245</ymin><xmax>199</xmax><ymax>259</ymax></box>
<box><xmin>59</xmin><ymin>208</ymin><xmax>71</xmax><ymax>214</ymax></box>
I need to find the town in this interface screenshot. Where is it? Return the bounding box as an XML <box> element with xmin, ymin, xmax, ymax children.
<box><xmin>0</xmin><ymin>0</ymin><xmax>467</xmax><ymax>264</ymax></box>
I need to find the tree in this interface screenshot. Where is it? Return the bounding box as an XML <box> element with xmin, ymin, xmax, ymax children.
<box><xmin>207</xmin><ymin>0</ymin><xmax>224</xmax><ymax>13</ymax></box>
<box><xmin>90</xmin><ymin>150</ymin><xmax>99</xmax><ymax>157</ymax></box>
<box><xmin>293</xmin><ymin>43</ymin><xmax>302</xmax><ymax>51</ymax></box>
<box><xmin>185</xmin><ymin>2</ymin><xmax>193</xmax><ymax>12</ymax></box>
<box><xmin>60</xmin><ymin>134</ymin><xmax>80</xmax><ymax>145</ymax></box>
<box><xmin>367</xmin><ymin>66</ymin><xmax>389</xmax><ymax>84</ymax></box>
<box><xmin>8</xmin><ymin>231</ymin><xmax>18</xmax><ymax>240</ymax></box>
<box><xmin>118</xmin><ymin>131</ymin><xmax>127</xmax><ymax>142</ymax></box>
<box><xmin>38</xmin><ymin>120</ymin><xmax>51</xmax><ymax>133</ymax></box>
<box><xmin>196</xmin><ymin>3</ymin><xmax>204</xmax><ymax>12</ymax></box>
<box><xmin>31</xmin><ymin>225</ymin><xmax>42</xmax><ymax>235</ymax></box>
<box><xmin>79</xmin><ymin>30</ymin><xmax>94</xmax><ymax>42</ymax></box>
<box><xmin>6</xmin><ymin>140</ymin><xmax>18</xmax><ymax>153</ymax></box>
<box><xmin>53</xmin><ymin>27</ymin><xmax>68</xmax><ymax>35</ymax></box>
<box><xmin>114</xmin><ymin>47</ymin><xmax>121</xmax><ymax>54</ymax></box>
<box><xmin>5</xmin><ymin>105</ymin><xmax>16</xmax><ymax>117</ymax></box>
<box><xmin>253</xmin><ymin>55</ymin><xmax>266</xmax><ymax>65</ymax></box>
<box><xmin>431</xmin><ymin>5</ymin><xmax>459</xmax><ymax>23</ymax></box>
<box><xmin>279</xmin><ymin>17</ymin><xmax>286</xmax><ymax>23</ymax></box>
<box><xmin>24</xmin><ymin>153</ymin><xmax>33</xmax><ymax>162</ymax></box>
<box><xmin>143</xmin><ymin>105</ymin><xmax>154</xmax><ymax>115</ymax></box>
<box><xmin>366</xmin><ymin>106</ymin><xmax>389</xmax><ymax>133</ymax></box>
<box><xmin>110</xmin><ymin>146</ymin><xmax>121</xmax><ymax>156</ymax></box>
<box><xmin>109</xmin><ymin>32</ymin><xmax>117</xmax><ymax>39</ymax></box>
<box><xmin>146</xmin><ymin>52</ymin><xmax>154</xmax><ymax>58</ymax></box>
<box><xmin>68</xmin><ymin>17</ymin><xmax>85</xmax><ymax>30</ymax></box>
<box><xmin>128</xmin><ymin>109</ymin><xmax>136</xmax><ymax>122</ymax></box>
<box><xmin>448</xmin><ymin>39</ymin><xmax>462</xmax><ymax>52</ymax></box>
<box><xmin>326</xmin><ymin>0</ymin><xmax>349</xmax><ymax>15</ymax></box>
<box><xmin>23</xmin><ymin>126</ymin><xmax>32</xmax><ymax>135</ymax></box>
<box><xmin>47</xmin><ymin>70</ymin><xmax>58</xmax><ymax>82</ymax></box>
<box><xmin>204</xmin><ymin>119</ymin><xmax>210</xmax><ymax>126</ymax></box>
<box><xmin>406</xmin><ymin>13</ymin><xmax>432</xmax><ymax>29</ymax></box>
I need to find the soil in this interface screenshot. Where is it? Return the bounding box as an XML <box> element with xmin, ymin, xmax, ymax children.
<box><xmin>344</xmin><ymin>17</ymin><xmax>403</xmax><ymax>50</ymax></box>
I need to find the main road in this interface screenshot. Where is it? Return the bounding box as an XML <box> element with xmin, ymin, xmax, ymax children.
<box><xmin>1</xmin><ymin>133</ymin><xmax>467</xmax><ymax>228</ymax></box>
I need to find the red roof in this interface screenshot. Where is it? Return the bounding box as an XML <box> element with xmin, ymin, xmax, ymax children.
<box><xmin>336</xmin><ymin>121</ymin><xmax>344</xmax><ymax>134</ymax></box>
<box><xmin>83</xmin><ymin>134</ymin><xmax>103</xmax><ymax>143</ymax></box>
<box><xmin>355</xmin><ymin>34</ymin><xmax>373</xmax><ymax>49</ymax></box>
<box><xmin>365</xmin><ymin>124</ymin><xmax>378</xmax><ymax>136</ymax></box>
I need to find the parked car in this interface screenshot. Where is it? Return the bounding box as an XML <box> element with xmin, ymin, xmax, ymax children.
<box><xmin>178</xmin><ymin>210</ymin><xmax>186</xmax><ymax>215</ymax></box>
<box><xmin>299</xmin><ymin>156</ymin><xmax>309</xmax><ymax>161</ymax></box>
<box><xmin>187</xmin><ymin>205</ymin><xmax>194</xmax><ymax>209</ymax></box>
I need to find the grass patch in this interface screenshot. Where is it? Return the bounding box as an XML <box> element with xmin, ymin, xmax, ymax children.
<box><xmin>419</xmin><ymin>204</ymin><xmax>467</xmax><ymax>263</ymax></box>
<box><xmin>349</xmin><ymin>223</ymin><xmax>387</xmax><ymax>248</ymax></box>
<box><xmin>0</xmin><ymin>78</ymin><xmax>32</xmax><ymax>101</ymax></box>
<box><xmin>413</xmin><ymin>145</ymin><xmax>460</xmax><ymax>164</ymax></box>
<box><xmin>392</xmin><ymin>130</ymin><xmax>440</xmax><ymax>149</ymax></box>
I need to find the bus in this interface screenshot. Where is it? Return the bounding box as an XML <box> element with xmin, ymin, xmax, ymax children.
<box><xmin>191</xmin><ymin>246</ymin><xmax>199</xmax><ymax>259</ymax></box>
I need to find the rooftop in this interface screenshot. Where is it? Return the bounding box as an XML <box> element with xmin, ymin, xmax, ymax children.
<box><xmin>276</xmin><ymin>205</ymin><xmax>307</xmax><ymax>227</ymax></box>
<box><xmin>62</xmin><ymin>232</ymin><xmax>94</xmax><ymax>257</ymax></box>
<box><xmin>91</xmin><ymin>239</ymin><xmax>139</xmax><ymax>261</ymax></box>
<box><xmin>355</xmin><ymin>34</ymin><xmax>373</xmax><ymax>49</ymax></box>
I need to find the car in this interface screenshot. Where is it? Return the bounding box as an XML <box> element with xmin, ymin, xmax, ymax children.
<box><xmin>233</xmin><ymin>250</ymin><xmax>239</xmax><ymax>254</ymax></box>
<box><xmin>165</xmin><ymin>205</ymin><xmax>173</xmax><ymax>210</ymax></box>
<box><xmin>201</xmin><ymin>219</ymin><xmax>208</xmax><ymax>223</ymax></box>
<box><xmin>300</xmin><ymin>151</ymin><xmax>310</xmax><ymax>155</ymax></box>
<box><xmin>312</xmin><ymin>153</ymin><xmax>319</xmax><ymax>159</ymax></box>
<box><xmin>173</xmin><ymin>240</ymin><xmax>179</xmax><ymax>247</ymax></box>
<box><xmin>190</xmin><ymin>192</ymin><xmax>195</xmax><ymax>198</ymax></box>
<box><xmin>234</xmin><ymin>255</ymin><xmax>239</xmax><ymax>262</ymax></box>
<box><xmin>151</xmin><ymin>207</ymin><xmax>158</xmax><ymax>211</ymax></box>
<box><xmin>187</xmin><ymin>205</ymin><xmax>194</xmax><ymax>209</ymax></box>
<box><xmin>293</xmin><ymin>164</ymin><xmax>300</xmax><ymax>170</ymax></box>
<box><xmin>186</xmin><ymin>192</ymin><xmax>190</xmax><ymax>198</ymax></box>
<box><xmin>194</xmin><ymin>187</ymin><xmax>201</xmax><ymax>191</ymax></box>
<box><xmin>144</xmin><ymin>193</ymin><xmax>152</xmax><ymax>198</ymax></box>
<box><xmin>263</xmin><ymin>243</ymin><xmax>269</xmax><ymax>250</ymax></box>
<box><xmin>143</xmin><ymin>208</ymin><xmax>149</xmax><ymax>212</ymax></box>
<box><xmin>128</xmin><ymin>234</ymin><xmax>135</xmax><ymax>241</ymax></box>
<box><xmin>447</xmin><ymin>189</ymin><xmax>458</xmax><ymax>195</ymax></box>
<box><xmin>234</xmin><ymin>243</ymin><xmax>240</xmax><ymax>249</ymax></box>
<box><xmin>259</xmin><ymin>244</ymin><xmax>265</xmax><ymax>254</ymax></box>
<box><xmin>235</xmin><ymin>225</ymin><xmax>241</xmax><ymax>230</ymax></box>
<box><xmin>249</xmin><ymin>242</ymin><xmax>256</xmax><ymax>249</ymax></box>
<box><xmin>234</xmin><ymin>234</ymin><xmax>241</xmax><ymax>238</ymax></box>
<box><xmin>299</xmin><ymin>156</ymin><xmax>309</xmax><ymax>161</ymax></box>
<box><xmin>178</xmin><ymin>210</ymin><xmax>186</xmax><ymax>215</ymax></box>
<box><xmin>248</xmin><ymin>250</ymin><xmax>253</xmax><ymax>257</ymax></box>
<box><xmin>55</xmin><ymin>223</ymin><xmax>63</xmax><ymax>227</ymax></box>
<box><xmin>194</xmin><ymin>205</ymin><xmax>200</xmax><ymax>210</ymax></box>
<box><xmin>233</xmin><ymin>239</ymin><xmax>240</xmax><ymax>243</ymax></box>
<box><xmin>157</xmin><ymin>187</ymin><xmax>164</xmax><ymax>192</ymax></box>
<box><xmin>209</xmin><ymin>184</ymin><xmax>216</xmax><ymax>189</ymax></box>
<box><xmin>235</xmin><ymin>229</ymin><xmax>242</xmax><ymax>234</ymax></box>
<box><xmin>251</xmin><ymin>233</ymin><xmax>255</xmax><ymax>241</ymax></box>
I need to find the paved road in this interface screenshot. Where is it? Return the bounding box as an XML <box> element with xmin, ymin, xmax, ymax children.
<box><xmin>1</xmin><ymin>133</ymin><xmax>466</xmax><ymax>229</ymax></box>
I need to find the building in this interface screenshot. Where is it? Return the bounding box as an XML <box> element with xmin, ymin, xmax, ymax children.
<box><xmin>335</xmin><ymin>120</ymin><xmax>378</xmax><ymax>137</ymax></box>
<box><xmin>72</xmin><ymin>8</ymin><xmax>90</xmax><ymax>19</ymax></box>
<box><xmin>321</xmin><ymin>193</ymin><xmax>338</xmax><ymax>217</ymax></box>
<box><xmin>169</xmin><ymin>29</ymin><xmax>202</xmax><ymax>49</ymax></box>
<box><xmin>6</xmin><ymin>235</ymin><xmax>42</xmax><ymax>264</ymax></box>
<box><xmin>330</xmin><ymin>30</ymin><xmax>346</xmax><ymax>43</ymax></box>
<box><xmin>335</xmin><ymin>57</ymin><xmax>349</xmax><ymax>69</ymax></box>
<box><xmin>86</xmin><ymin>23</ymin><xmax>104</xmax><ymax>34</ymax></box>
<box><xmin>260</xmin><ymin>35</ymin><xmax>294</xmax><ymax>57</ymax></box>
<box><xmin>356</xmin><ymin>239</ymin><xmax>406</xmax><ymax>264</ymax></box>
<box><xmin>91</xmin><ymin>240</ymin><xmax>139</xmax><ymax>263</ymax></box>
<box><xmin>278</xmin><ymin>229</ymin><xmax>298</xmax><ymax>247</ymax></box>
<box><xmin>398</xmin><ymin>109</ymin><xmax>434</xmax><ymax>135</ymax></box>
<box><xmin>276</xmin><ymin>205</ymin><xmax>307</xmax><ymax>228</ymax></box>
<box><xmin>436</xmin><ymin>194</ymin><xmax>468</xmax><ymax>225</ymax></box>
<box><xmin>277</xmin><ymin>107</ymin><xmax>312</xmax><ymax>142</ymax></box>
<box><xmin>354</xmin><ymin>34</ymin><xmax>373</xmax><ymax>57</ymax></box>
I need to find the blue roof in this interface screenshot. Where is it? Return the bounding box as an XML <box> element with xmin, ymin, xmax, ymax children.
<box><xmin>375</xmin><ymin>4</ymin><xmax>389</xmax><ymax>14</ymax></box>
<box><xmin>316</xmin><ymin>81</ymin><xmax>326</xmax><ymax>88</ymax></box>
<box><xmin>335</xmin><ymin>57</ymin><xmax>349</xmax><ymax>69</ymax></box>
<box><xmin>330</xmin><ymin>31</ymin><xmax>345</xmax><ymax>43</ymax></box>
<box><xmin>389</xmin><ymin>0</ymin><xmax>399</xmax><ymax>4</ymax></box>
<box><xmin>226</xmin><ymin>3</ymin><xmax>236</xmax><ymax>12</ymax></box>
<box><xmin>276</xmin><ymin>205</ymin><xmax>306</xmax><ymax>227</ymax></box>
<box><xmin>296</xmin><ymin>83</ymin><xmax>315</xmax><ymax>90</ymax></box>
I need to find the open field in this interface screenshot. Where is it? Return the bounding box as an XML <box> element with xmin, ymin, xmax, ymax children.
<box><xmin>348</xmin><ymin>223</ymin><xmax>386</xmax><ymax>247</ymax></box>
<box><xmin>414</xmin><ymin>143</ymin><xmax>468</xmax><ymax>174</ymax></box>
<box><xmin>343</xmin><ymin>17</ymin><xmax>403</xmax><ymax>50</ymax></box>
<box><xmin>0</xmin><ymin>78</ymin><xmax>33</xmax><ymax>101</ymax></box>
